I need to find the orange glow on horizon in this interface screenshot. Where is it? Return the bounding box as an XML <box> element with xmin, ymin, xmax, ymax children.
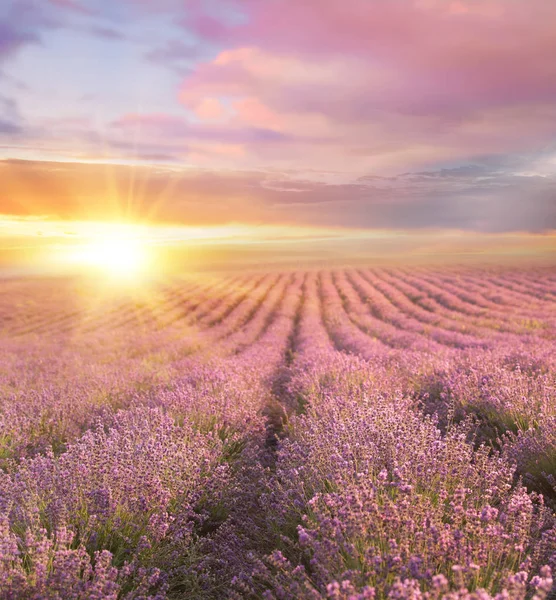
<box><xmin>0</xmin><ymin>215</ymin><xmax>555</xmax><ymax>276</ymax></box>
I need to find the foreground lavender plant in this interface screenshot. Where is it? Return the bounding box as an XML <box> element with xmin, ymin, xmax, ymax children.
<box><xmin>0</xmin><ymin>267</ymin><xmax>553</xmax><ymax>599</ymax></box>
<box><xmin>230</xmin><ymin>359</ymin><xmax>555</xmax><ymax>599</ymax></box>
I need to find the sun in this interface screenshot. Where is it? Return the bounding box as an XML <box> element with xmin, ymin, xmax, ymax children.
<box><xmin>80</xmin><ymin>237</ymin><xmax>147</xmax><ymax>275</ymax></box>
<box><xmin>64</xmin><ymin>229</ymin><xmax>151</xmax><ymax>280</ymax></box>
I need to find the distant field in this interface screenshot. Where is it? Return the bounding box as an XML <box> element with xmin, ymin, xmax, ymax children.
<box><xmin>0</xmin><ymin>266</ymin><xmax>555</xmax><ymax>599</ymax></box>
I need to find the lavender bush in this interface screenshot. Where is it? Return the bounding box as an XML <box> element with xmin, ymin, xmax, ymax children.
<box><xmin>0</xmin><ymin>267</ymin><xmax>554</xmax><ymax>599</ymax></box>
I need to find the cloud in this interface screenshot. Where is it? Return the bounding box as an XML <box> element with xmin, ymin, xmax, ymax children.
<box><xmin>0</xmin><ymin>119</ymin><xmax>20</xmax><ymax>134</ymax></box>
<box><xmin>171</xmin><ymin>0</ymin><xmax>556</xmax><ymax>174</ymax></box>
<box><xmin>88</xmin><ymin>25</ymin><xmax>124</xmax><ymax>40</ymax></box>
<box><xmin>145</xmin><ymin>40</ymin><xmax>205</xmax><ymax>68</ymax></box>
<box><xmin>111</xmin><ymin>112</ymin><xmax>299</xmax><ymax>148</ymax></box>
<box><xmin>181</xmin><ymin>0</ymin><xmax>556</xmax><ymax>113</ymax></box>
<box><xmin>1</xmin><ymin>159</ymin><xmax>554</xmax><ymax>233</ymax></box>
<box><xmin>0</xmin><ymin>95</ymin><xmax>22</xmax><ymax>136</ymax></box>
<box><xmin>0</xmin><ymin>0</ymin><xmax>123</xmax><ymax>68</ymax></box>
<box><xmin>0</xmin><ymin>20</ymin><xmax>39</xmax><ymax>61</ymax></box>
<box><xmin>47</xmin><ymin>0</ymin><xmax>93</xmax><ymax>15</ymax></box>
<box><xmin>0</xmin><ymin>0</ymin><xmax>85</xmax><ymax>64</ymax></box>
<box><xmin>175</xmin><ymin>43</ymin><xmax>556</xmax><ymax>175</ymax></box>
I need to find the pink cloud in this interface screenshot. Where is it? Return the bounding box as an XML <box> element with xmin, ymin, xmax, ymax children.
<box><xmin>181</xmin><ymin>0</ymin><xmax>556</xmax><ymax>113</ymax></box>
<box><xmin>195</xmin><ymin>97</ymin><xmax>230</xmax><ymax>121</ymax></box>
<box><xmin>232</xmin><ymin>97</ymin><xmax>283</xmax><ymax>130</ymax></box>
<box><xmin>108</xmin><ymin>111</ymin><xmax>304</xmax><ymax>172</ymax></box>
<box><xmin>174</xmin><ymin>0</ymin><xmax>556</xmax><ymax>173</ymax></box>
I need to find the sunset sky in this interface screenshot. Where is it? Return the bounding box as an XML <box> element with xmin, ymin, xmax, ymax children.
<box><xmin>0</xmin><ymin>0</ymin><xmax>555</xmax><ymax>267</ymax></box>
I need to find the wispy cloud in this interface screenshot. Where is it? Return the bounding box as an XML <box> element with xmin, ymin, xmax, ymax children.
<box><xmin>1</xmin><ymin>158</ymin><xmax>554</xmax><ymax>233</ymax></box>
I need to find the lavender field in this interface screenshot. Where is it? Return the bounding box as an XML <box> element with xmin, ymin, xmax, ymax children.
<box><xmin>1</xmin><ymin>266</ymin><xmax>555</xmax><ymax>599</ymax></box>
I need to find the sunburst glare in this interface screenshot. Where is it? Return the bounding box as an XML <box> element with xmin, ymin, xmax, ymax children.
<box><xmin>55</xmin><ymin>225</ymin><xmax>152</xmax><ymax>282</ymax></box>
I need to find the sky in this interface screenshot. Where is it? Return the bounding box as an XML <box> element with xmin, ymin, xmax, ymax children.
<box><xmin>0</xmin><ymin>0</ymin><xmax>555</xmax><ymax>240</ymax></box>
